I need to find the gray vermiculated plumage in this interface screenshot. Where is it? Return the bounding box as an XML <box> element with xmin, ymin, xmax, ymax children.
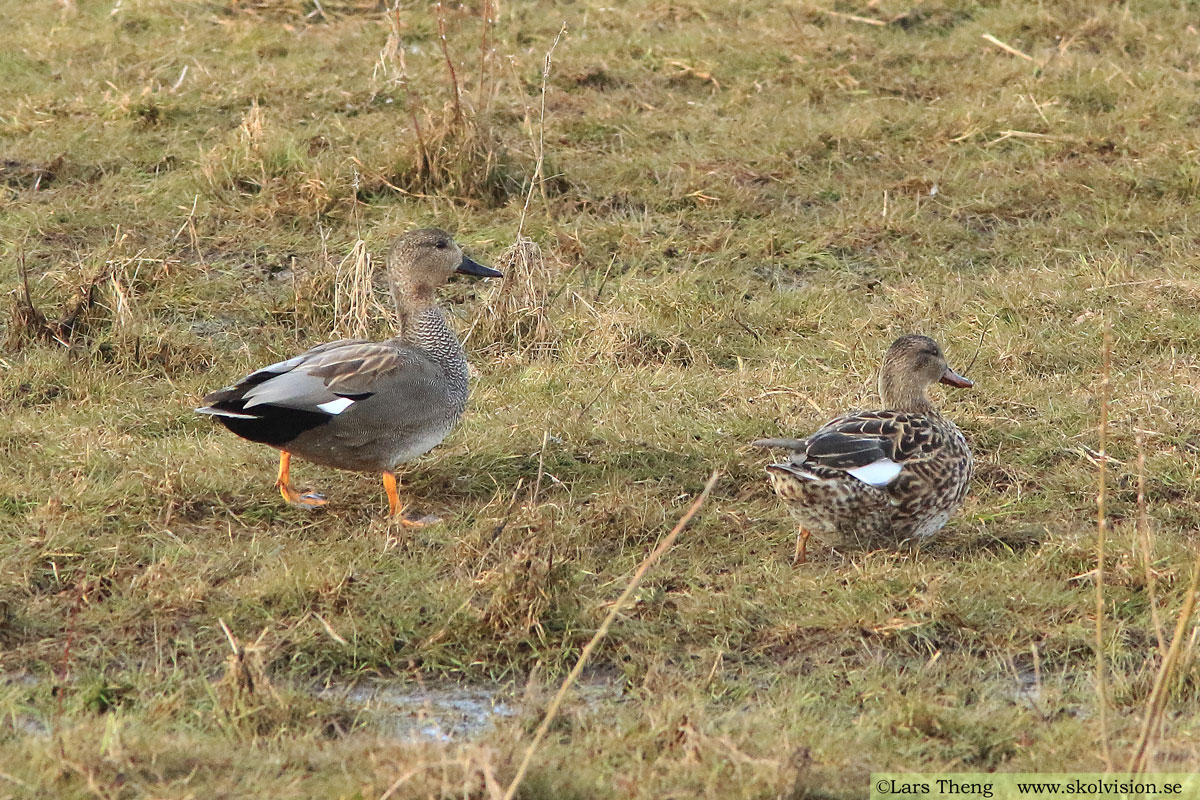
<box><xmin>272</xmin><ymin>306</ymin><xmax>469</xmax><ymax>472</ymax></box>
<box><xmin>196</xmin><ymin>228</ymin><xmax>499</xmax><ymax>477</ymax></box>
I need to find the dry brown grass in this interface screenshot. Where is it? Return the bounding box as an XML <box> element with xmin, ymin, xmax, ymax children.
<box><xmin>468</xmin><ymin>237</ymin><xmax>558</xmax><ymax>358</ymax></box>
<box><xmin>1129</xmin><ymin>553</ymin><xmax>1200</xmax><ymax>772</ymax></box>
<box><xmin>213</xmin><ymin>621</ymin><xmax>285</xmax><ymax>734</ymax></box>
<box><xmin>331</xmin><ymin>238</ymin><xmax>391</xmax><ymax>339</ymax></box>
<box><xmin>5</xmin><ymin>0</ymin><xmax>1200</xmax><ymax>796</ymax></box>
<box><xmin>363</xmin><ymin>1</ymin><xmax>535</xmax><ymax>205</ymax></box>
<box><xmin>7</xmin><ymin>254</ymin><xmax>112</xmax><ymax>351</ymax></box>
<box><xmin>1093</xmin><ymin>320</ymin><xmax>1113</xmax><ymax>768</ymax></box>
<box><xmin>502</xmin><ymin>472</ymin><xmax>719</xmax><ymax>800</ymax></box>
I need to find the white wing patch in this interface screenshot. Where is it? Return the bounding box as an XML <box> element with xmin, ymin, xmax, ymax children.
<box><xmin>317</xmin><ymin>397</ymin><xmax>355</xmax><ymax>415</ymax></box>
<box><xmin>846</xmin><ymin>458</ymin><xmax>903</xmax><ymax>486</ymax></box>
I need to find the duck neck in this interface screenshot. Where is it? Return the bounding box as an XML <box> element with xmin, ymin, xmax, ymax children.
<box><xmin>880</xmin><ymin>378</ymin><xmax>933</xmax><ymax>414</ymax></box>
<box><xmin>397</xmin><ymin>302</ymin><xmax>466</xmax><ymax>363</ymax></box>
<box><xmin>395</xmin><ymin>301</ymin><xmax>469</xmax><ymax>401</ymax></box>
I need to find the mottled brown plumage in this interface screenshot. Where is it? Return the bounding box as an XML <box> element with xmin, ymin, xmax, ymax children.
<box><xmin>753</xmin><ymin>335</ymin><xmax>973</xmax><ymax>564</ymax></box>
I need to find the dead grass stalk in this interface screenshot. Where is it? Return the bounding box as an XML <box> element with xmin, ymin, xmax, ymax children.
<box><xmin>1136</xmin><ymin>432</ymin><xmax>1167</xmax><ymax>658</ymax></box>
<box><xmin>434</xmin><ymin>2</ymin><xmax>464</xmax><ymax>127</ymax></box>
<box><xmin>370</xmin><ymin>0</ymin><xmax>526</xmax><ymax>203</ymax></box>
<box><xmin>213</xmin><ymin>619</ymin><xmax>284</xmax><ymax>733</ymax></box>
<box><xmin>7</xmin><ymin>252</ymin><xmax>110</xmax><ymax>351</ymax></box>
<box><xmin>518</xmin><ymin>22</ymin><xmax>567</xmax><ymax>237</ymax></box>
<box><xmin>1129</xmin><ymin>551</ymin><xmax>1200</xmax><ymax>773</ymax></box>
<box><xmin>468</xmin><ymin>237</ymin><xmax>556</xmax><ymax>357</ymax></box>
<box><xmin>331</xmin><ymin>239</ymin><xmax>390</xmax><ymax>339</ymax></box>
<box><xmin>1094</xmin><ymin>321</ymin><xmax>1112</xmax><ymax>769</ymax></box>
<box><xmin>501</xmin><ymin>471</ymin><xmax>721</xmax><ymax>800</ymax></box>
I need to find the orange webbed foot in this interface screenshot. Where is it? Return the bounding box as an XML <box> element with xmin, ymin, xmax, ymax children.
<box><xmin>276</xmin><ymin>452</ymin><xmax>328</xmax><ymax>511</ymax></box>
<box><xmin>382</xmin><ymin>471</ymin><xmax>441</xmax><ymax>526</ymax></box>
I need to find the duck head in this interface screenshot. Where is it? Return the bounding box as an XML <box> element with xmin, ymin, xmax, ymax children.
<box><xmin>878</xmin><ymin>334</ymin><xmax>972</xmax><ymax>412</ymax></box>
<box><xmin>385</xmin><ymin>228</ymin><xmax>502</xmax><ymax>308</ymax></box>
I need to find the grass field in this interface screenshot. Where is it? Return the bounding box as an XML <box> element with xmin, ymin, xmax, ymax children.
<box><xmin>3</xmin><ymin>0</ymin><xmax>1200</xmax><ymax>796</ymax></box>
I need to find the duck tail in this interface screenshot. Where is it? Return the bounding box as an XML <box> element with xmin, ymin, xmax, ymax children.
<box><xmin>194</xmin><ymin>369</ymin><xmax>278</xmax><ymax>418</ymax></box>
<box><xmin>195</xmin><ymin>385</ymin><xmax>258</xmax><ymax>419</ymax></box>
<box><xmin>751</xmin><ymin>438</ymin><xmax>808</xmax><ymax>451</ymax></box>
<box><xmin>766</xmin><ymin>461</ymin><xmax>820</xmax><ymax>482</ymax></box>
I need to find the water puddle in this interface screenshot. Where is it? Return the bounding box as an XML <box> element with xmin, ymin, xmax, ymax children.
<box><xmin>0</xmin><ymin>672</ymin><xmax>39</xmax><ymax>688</ymax></box>
<box><xmin>10</xmin><ymin>713</ymin><xmax>49</xmax><ymax>737</ymax></box>
<box><xmin>1011</xmin><ymin>668</ymin><xmax>1042</xmax><ymax>707</ymax></box>
<box><xmin>335</xmin><ymin>683</ymin><xmax>516</xmax><ymax>741</ymax></box>
<box><xmin>2</xmin><ymin>672</ymin><xmax>51</xmax><ymax>737</ymax></box>
<box><xmin>321</xmin><ymin>675</ymin><xmax>625</xmax><ymax>742</ymax></box>
<box><xmin>1007</xmin><ymin>667</ymin><xmax>1087</xmax><ymax>720</ymax></box>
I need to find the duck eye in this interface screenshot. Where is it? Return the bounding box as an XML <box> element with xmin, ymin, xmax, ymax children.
<box><xmin>435</xmin><ymin>240</ymin><xmax>448</xmax><ymax>250</ymax></box>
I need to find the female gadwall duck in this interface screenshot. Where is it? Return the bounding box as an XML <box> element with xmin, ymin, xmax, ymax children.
<box><xmin>753</xmin><ymin>335</ymin><xmax>973</xmax><ymax>564</ymax></box>
<box><xmin>196</xmin><ymin>228</ymin><xmax>502</xmax><ymax>523</ymax></box>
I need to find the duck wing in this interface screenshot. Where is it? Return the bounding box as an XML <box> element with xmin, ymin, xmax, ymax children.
<box><xmin>196</xmin><ymin>340</ymin><xmax>442</xmax><ymax>446</ymax></box>
<box><xmin>755</xmin><ymin>411</ymin><xmax>935</xmax><ymax>487</ymax></box>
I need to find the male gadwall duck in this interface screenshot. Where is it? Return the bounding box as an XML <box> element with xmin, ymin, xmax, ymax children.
<box><xmin>196</xmin><ymin>228</ymin><xmax>502</xmax><ymax>523</ymax></box>
<box><xmin>753</xmin><ymin>334</ymin><xmax>973</xmax><ymax>564</ymax></box>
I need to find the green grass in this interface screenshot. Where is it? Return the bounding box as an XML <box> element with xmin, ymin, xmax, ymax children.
<box><xmin>3</xmin><ymin>0</ymin><xmax>1200</xmax><ymax>796</ymax></box>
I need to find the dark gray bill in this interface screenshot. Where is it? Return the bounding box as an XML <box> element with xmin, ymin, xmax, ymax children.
<box><xmin>455</xmin><ymin>256</ymin><xmax>502</xmax><ymax>278</ymax></box>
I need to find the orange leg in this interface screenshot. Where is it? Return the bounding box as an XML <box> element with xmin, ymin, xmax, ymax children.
<box><xmin>275</xmin><ymin>451</ymin><xmax>327</xmax><ymax>510</ymax></box>
<box><xmin>793</xmin><ymin>527</ymin><xmax>811</xmax><ymax>566</ymax></box>
<box><xmin>275</xmin><ymin>451</ymin><xmax>294</xmax><ymax>502</ymax></box>
<box><xmin>383</xmin><ymin>471</ymin><xmax>428</xmax><ymax>527</ymax></box>
<box><xmin>382</xmin><ymin>470</ymin><xmax>402</xmax><ymax>517</ymax></box>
